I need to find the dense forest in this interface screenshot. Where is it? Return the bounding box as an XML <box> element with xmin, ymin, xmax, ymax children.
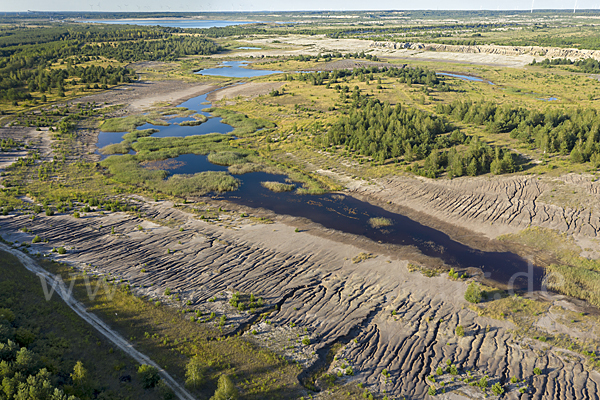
<box><xmin>0</xmin><ymin>24</ymin><xmax>219</xmax><ymax>101</ymax></box>
<box><xmin>531</xmin><ymin>57</ymin><xmax>600</xmax><ymax>73</ymax></box>
<box><xmin>436</xmin><ymin>100</ymin><xmax>600</xmax><ymax>166</ymax></box>
<box><xmin>321</xmin><ymin>96</ymin><xmax>516</xmax><ymax>178</ymax></box>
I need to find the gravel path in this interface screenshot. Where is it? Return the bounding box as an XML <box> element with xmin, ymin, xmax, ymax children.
<box><xmin>0</xmin><ymin>242</ymin><xmax>197</xmax><ymax>400</ymax></box>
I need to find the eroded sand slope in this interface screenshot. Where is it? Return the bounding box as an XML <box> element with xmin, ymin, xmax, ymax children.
<box><xmin>2</xmin><ymin>199</ymin><xmax>598</xmax><ymax>399</ymax></box>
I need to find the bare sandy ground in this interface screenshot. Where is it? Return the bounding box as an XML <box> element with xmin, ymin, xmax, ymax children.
<box><xmin>1</xmin><ymin>196</ymin><xmax>598</xmax><ymax>399</ymax></box>
<box><xmin>207</xmin><ymin>81</ymin><xmax>284</xmax><ymax>101</ymax></box>
<box><xmin>228</xmin><ymin>35</ymin><xmax>600</xmax><ymax>68</ymax></box>
<box><xmin>347</xmin><ymin>173</ymin><xmax>600</xmax><ymax>249</ymax></box>
<box><xmin>75</xmin><ymin>80</ymin><xmax>217</xmax><ymax>112</ymax></box>
<box><xmin>0</xmin><ymin>127</ymin><xmax>53</xmax><ymax>166</ymax></box>
<box><xmin>229</xmin><ymin>35</ymin><xmax>537</xmax><ymax>67</ymax></box>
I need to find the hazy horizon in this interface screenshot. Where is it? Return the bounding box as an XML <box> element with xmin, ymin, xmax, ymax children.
<box><xmin>3</xmin><ymin>1</ymin><xmax>600</xmax><ymax>13</ymax></box>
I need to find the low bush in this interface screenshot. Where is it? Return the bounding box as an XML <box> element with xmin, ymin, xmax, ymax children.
<box><xmin>261</xmin><ymin>181</ymin><xmax>295</xmax><ymax>192</ymax></box>
<box><xmin>464</xmin><ymin>282</ymin><xmax>483</xmax><ymax>304</ymax></box>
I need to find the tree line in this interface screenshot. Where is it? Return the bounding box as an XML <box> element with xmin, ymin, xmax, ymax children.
<box><xmin>0</xmin><ymin>24</ymin><xmax>220</xmax><ymax>101</ymax></box>
<box><xmin>531</xmin><ymin>57</ymin><xmax>600</xmax><ymax>74</ymax></box>
<box><xmin>436</xmin><ymin>100</ymin><xmax>600</xmax><ymax>166</ymax></box>
<box><xmin>285</xmin><ymin>65</ymin><xmax>451</xmax><ymax>92</ymax></box>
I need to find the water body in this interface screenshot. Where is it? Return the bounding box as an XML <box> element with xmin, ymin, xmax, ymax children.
<box><xmin>195</xmin><ymin>61</ymin><xmax>282</xmax><ymax>78</ymax></box>
<box><xmin>160</xmin><ymin>153</ymin><xmax>230</xmax><ymax>174</ymax></box>
<box><xmin>237</xmin><ymin>47</ymin><xmax>262</xmax><ymax>50</ymax></box>
<box><xmin>156</xmin><ymin>152</ymin><xmax>542</xmax><ymax>290</ymax></box>
<box><xmin>95</xmin><ymin>92</ymin><xmax>233</xmax><ymax>158</ymax></box>
<box><xmin>437</xmin><ymin>72</ymin><xmax>494</xmax><ymax>85</ymax></box>
<box><xmin>539</xmin><ymin>97</ymin><xmax>559</xmax><ymax>101</ymax></box>
<box><xmin>84</xmin><ymin>19</ymin><xmax>257</xmax><ymax>29</ymax></box>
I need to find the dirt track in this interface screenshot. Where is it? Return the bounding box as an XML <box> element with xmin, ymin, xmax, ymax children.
<box><xmin>0</xmin><ymin>242</ymin><xmax>196</xmax><ymax>400</ymax></box>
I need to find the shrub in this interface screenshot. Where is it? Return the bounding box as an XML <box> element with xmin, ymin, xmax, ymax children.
<box><xmin>210</xmin><ymin>374</ymin><xmax>238</xmax><ymax>400</ymax></box>
<box><xmin>57</xmin><ymin>247</ymin><xmax>66</xmax><ymax>254</ymax></box>
<box><xmin>302</xmin><ymin>337</ymin><xmax>310</xmax><ymax>345</ymax></box>
<box><xmin>492</xmin><ymin>382</ymin><xmax>504</xmax><ymax>395</ymax></box>
<box><xmin>157</xmin><ymin>380</ymin><xmax>175</xmax><ymax>400</ymax></box>
<box><xmin>164</xmin><ymin>288</ymin><xmax>171</xmax><ymax>296</ymax></box>
<box><xmin>455</xmin><ymin>325</ymin><xmax>465</xmax><ymax>337</ymax></box>
<box><xmin>464</xmin><ymin>282</ymin><xmax>483</xmax><ymax>304</ymax></box>
<box><xmin>533</xmin><ymin>367</ymin><xmax>542</xmax><ymax>375</ymax></box>
<box><xmin>478</xmin><ymin>376</ymin><xmax>488</xmax><ymax>388</ymax></box>
<box><xmin>428</xmin><ymin>386</ymin><xmax>437</xmax><ymax>395</ymax></box>
<box><xmin>31</xmin><ymin>235</ymin><xmax>41</xmax><ymax>244</ymax></box>
<box><xmin>137</xmin><ymin>364</ymin><xmax>160</xmax><ymax>389</ymax></box>
<box><xmin>436</xmin><ymin>367</ymin><xmax>443</xmax><ymax>375</ymax></box>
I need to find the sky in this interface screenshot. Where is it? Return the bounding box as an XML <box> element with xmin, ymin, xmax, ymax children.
<box><xmin>3</xmin><ymin>0</ymin><xmax>600</xmax><ymax>13</ymax></box>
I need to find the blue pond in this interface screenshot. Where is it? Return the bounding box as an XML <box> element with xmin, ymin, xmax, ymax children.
<box><xmin>160</xmin><ymin>153</ymin><xmax>229</xmax><ymax>175</ymax></box>
<box><xmin>237</xmin><ymin>47</ymin><xmax>262</xmax><ymax>50</ymax></box>
<box><xmin>195</xmin><ymin>61</ymin><xmax>282</xmax><ymax>78</ymax></box>
<box><xmin>539</xmin><ymin>97</ymin><xmax>559</xmax><ymax>101</ymax></box>
<box><xmin>95</xmin><ymin>92</ymin><xmax>233</xmax><ymax>159</ymax></box>
<box><xmin>437</xmin><ymin>72</ymin><xmax>494</xmax><ymax>85</ymax></box>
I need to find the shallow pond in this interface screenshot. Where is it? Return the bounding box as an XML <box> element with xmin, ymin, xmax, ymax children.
<box><xmin>437</xmin><ymin>72</ymin><xmax>494</xmax><ymax>85</ymax></box>
<box><xmin>195</xmin><ymin>61</ymin><xmax>282</xmax><ymax>78</ymax></box>
<box><xmin>95</xmin><ymin>92</ymin><xmax>234</xmax><ymax>159</ymax></box>
<box><xmin>237</xmin><ymin>47</ymin><xmax>262</xmax><ymax>50</ymax></box>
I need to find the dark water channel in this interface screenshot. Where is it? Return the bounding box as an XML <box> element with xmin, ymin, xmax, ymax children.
<box><xmin>161</xmin><ymin>153</ymin><xmax>542</xmax><ymax>291</ymax></box>
<box><xmin>97</xmin><ymin>73</ymin><xmax>543</xmax><ymax>291</ymax></box>
<box><xmin>437</xmin><ymin>72</ymin><xmax>494</xmax><ymax>85</ymax></box>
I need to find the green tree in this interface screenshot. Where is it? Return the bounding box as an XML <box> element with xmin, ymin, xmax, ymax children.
<box><xmin>185</xmin><ymin>356</ymin><xmax>204</xmax><ymax>389</ymax></box>
<box><xmin>138</xmin><ymin>364</ymin><xmax>160</xmax><ymax>389</ymax></box>
<box><xmin>71</xmin><ymin>361</ymin><xmax>87</xmax><ymax>386</ymax></box>
<box><xmin>210</xmin><ymin>375</ymin><xmax>238</xmax><ymax>400</ymax></box>
<box><xmin>570</xmin><ymin>147</ymin><xmax>585</xmax><ymax>163</ymax></box>
<box><xmin>466</xmin><ymin>158</ymin><xmax>478</xmax><ymax>176</ymax></box>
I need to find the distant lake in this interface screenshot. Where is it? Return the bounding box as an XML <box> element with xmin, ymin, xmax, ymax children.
<box><xmin>195</xmin><ymin>61</ymin><xmax>282</xmax><ymax>78</ymax></box>
<box><xmin>84</xmin><ymin>19</ymin><xmax>258</xmax><ymax>28</ymax></box>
